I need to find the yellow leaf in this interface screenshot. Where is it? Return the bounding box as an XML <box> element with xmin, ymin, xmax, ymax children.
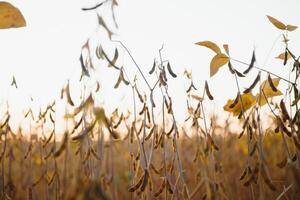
<box><xmin>223</xmin><ymin>93</ymin><xmax>256</xmax><ymax>116</ymax></box>
<box><xmin>256</xmin><ymin>94</ymin><xmax>268</xmax><ymax>106</ymax></box>
<box><xmin>260</xmin><ymin>78</ymin><xmax>282</xmax><ymax>96</ymax></box>
<box><xmin>195</xmin><ymin>41</ymin><xmax>221</xmax><ymax>54</ymax></box>
<box><xmin>210</xmin><ymin>53</ymin><xmax>229</xmax><ymax>77</ymax></box>
<box><xmin>275</xmin><ymin>52</ymin><xmax>292</xmax><ymax>60</ymax></box>
<box><xmin>0</xmin><ymin>2</ymin><xmax>26</xmax><ymax>29</ymax></box>
<box><xmin>257</xmin><ymin>78</ymin><xmax>282</xmax><ymax>106</ymax></box>
<box><xmin>267</xmin><ymin>15</ymin><xmax>286</xmax><ymax>30</ymax></box>
<box><xmin>286</xmin><ymin>24</ymin><xmax>298</xmax><ymax>32</ymax></box>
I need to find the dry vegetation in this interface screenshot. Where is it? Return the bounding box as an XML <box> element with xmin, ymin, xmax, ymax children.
<box><xmin>1</xmin><ymin>1</ymin><xmax>300</xmax><ymax>200</ymax></box>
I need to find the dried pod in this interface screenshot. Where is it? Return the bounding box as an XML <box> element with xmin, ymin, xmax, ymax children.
<box><xmin>71</xmin><ymin>116</ymin><xmax>83</xmax><ymax>134</ymax></box>
<box><xmin>128</xmin><ymin>173</ymin><xmax>144</xmax><ymax>192</ymax></box>
<box><xmin>113</xmin><ymin>114</ymin><xmax>123</xmax><ymax>129</ymax></box>
<box><xmin>261</xmin><ymin>166</ymin><xmax>277</xmax><ymax>191</ymax></box>
<box><xmin>145</xmin><ymin>125</ymin><xmax>156</xmax><ymax>141</ymax></box>
<box><xmin>149</xmin><ymin>59</ymin><xmax>156</xmax><ymax>74</ymax></box>
<box><xmin>291</xmin><ymin>154</ymin><xmax>297</xmax><ymax>162</ymax></box>
<box><xmin>72</xmin><ymin>121</ymin><xmax>96</xmax><ymax>141</ymax></box>
<box><xmin>90</xmin><ymin>146</ymin><xmax>101</xmax><ymax>160</ymax></box>
<box><xmin>43</xmin><ymin>131</ymin><xmax>54</xmax><ymax>147</ymax></box>
<box><xmin>276</xmin><ymin>157</ymin><xmax>287</xmax><ymax>168</ymax></box>
<box><xmin>249</xmin><ymin>142</ymin><xmax>257</xmax><ymax>157</ymax></box>
<box><xmin>150</xmin><ymin>91</ymin><xmax>156</xmax><ymax>107</ymax></box>
<box><xmin>280</xmin><ymin>99</ymin><xmax>290</xmax><ymax>122</ymax></box>
<box><xmin>24</xmin><ymin>143</ymin><xmax>32</xmax><ymax>160</ymax></box>
<box><xmin>205</xmin><ymin>81</ymin><xmax>214</xmax><ymax>100</ymax></box>
<box><xmin>166</xmin><ymin>62</ymin><xmax>177</xmax><ymax>78</ymax></box>
<box><xmin>243</xmin><ymin>51</ymin><xmax>256</xmax><ymax>74</ymax></box>
<box><xmin>235</xmin><ymin>69</ymin><xmax>245</xmax><ymax>77</ymax></box>
<box><xmin>268</xmin><ymin>74</ymin><xmax>278</xmax><ymax>92</ymax></box>
<box><xmin>166</xmin><ymin>179</ymin><xmax>173</xmax><ymax>194</ymax></box>
<box><xmin>230</xmin><ymin>92</ymin><xmax>240</xmax><ymax>109</ymax></box>
<box><xmin>135</xmin><ymin>85</ymin><xmax>144</xmax><ymax>103</ymax></box>
<box><xmin>283</xmin><ymin>49</ymin><xmax>288</xmax><ymax>66</ymax></box>
<box><xmin>65</xmin><ymin>81</ymin><xmax>74</xmax><ymax>106</ymax></box>
<box><xmin>278</xmin><ymin>117</ymin><xmax>292</xmax><ymax>137</ymax></box>
<box><xmin>228</xmin><ymin>61</ymin><xmax>235</xmax><ymax>74</ymax></box>
<box><xmin>79</xmin><ymin>53</ymin><xmax>90</xmax><ymax>77</ymax></box>
<box><xmin>293</xmin><ymin>136</ymin><xmax>300</xmax><ymax>150</ymax></box>
<box><xmin>154</xmin><ymin>179</ymin><xmax>166</xmax><ymax>197</ymax></box>
<box><xmin>186</xmin><ymin>81</ymin><xmax>197</xmax><ymax>93</ymax></box>
<box><xmin>140</xmin><ymin>170</ymin><xmax>149</xmax><ymax>192</ymax></box>
<box><xmin>53</xmin><ymin>132</ymin><xmax>68</xmax><ymax>158</ymax></box>
<box><xmin>244</xmin><ymin>73</ymin><xmax>260</xmax><ymax>93</ymax></box>
<box><xmin>240</xmin><ymin>167</ymin><xmax>248</xmax><ymax>180</ymax></box>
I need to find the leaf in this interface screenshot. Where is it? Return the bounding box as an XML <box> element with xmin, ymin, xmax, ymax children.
<box><xmin>286</xmin><ymin>24</ymin><xmax>298</xmax><ymax>32</ymax></box>
<box><xmin>224</xmin><ymin>93</ymin><xmax>256</xmax><ymax>116</ymax></box>
<box><xmin>257</xmin><ymin>78</ymin><xmax>282</xmax><ymax>106</ymax></box>
<box><xmin>195</xmin><ymin>41</ymin><xmax>221</xmax><ymax>54</ymax></box>
<box><xmin>210</xmin><ymin>53</ymin><xmax>229</xmax><ymax>77</ymax></box>
<box><xmin>267</xmin><ymin>15</ymin><xmax>286</xmax><ymax>30</ymax></box>
<box><xmin>275</xmin><ymin>52</ymin><xmax>292</xmax><ymax>60</ymax></box>
<box><xmin>0</xmin><ymin>2</ymin><xmax>26</xmax><ymax>29</ymax></box>
<box><xmin>260</xmin><ymin>78</ymin><xmax>282</xmax><ymax>97</ymax></box>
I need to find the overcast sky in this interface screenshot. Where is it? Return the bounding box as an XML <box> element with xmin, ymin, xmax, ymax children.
<box><xmin>1</xmin><ymin>0</ymin><xmax>300</xmax><ymax>127</ymax></box>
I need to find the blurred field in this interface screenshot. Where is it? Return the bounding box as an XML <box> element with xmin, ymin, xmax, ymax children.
<box><xmin>0</xmin><ymin>118</ymin><xmax>299</xmax><ymax>200</ymax></box>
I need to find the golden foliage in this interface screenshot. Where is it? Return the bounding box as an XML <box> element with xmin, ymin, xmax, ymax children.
<box><xmin>195</xmin><ymin>40</ymin><xmax>221</xmax><ymax>54</ymax></box>
<box><xmin>210</xmin><ymin>53</ymin><xmax>229</xmax><ymax>77</ymax></box>
<box><xmin>223</xmin><ymin>93</ymin><xmax>256</xmax><ymax>116</ymax></box>
<box><xmin>0</xmin><ymin>2</ymin><xmax>26</xmax><ymax>29</ymax></box>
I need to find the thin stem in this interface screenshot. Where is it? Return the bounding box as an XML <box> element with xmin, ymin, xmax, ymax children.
<box><xmin>230</xmin><ymin>57</ymin><xmax>295</xmax><ymax>85</ymax></box>
<box><xmin>112</xmin><ymin>40</ymin><xmax>152</xmax><ymax>90</ymax></box>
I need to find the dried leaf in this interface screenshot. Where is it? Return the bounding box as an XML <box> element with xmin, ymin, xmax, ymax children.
<box><xmin>275</xmin><ymin>51</ymin><xmax>291</xmax><ymax>61</ymax></box>
<box><xmin>210</xmin><ymin>53</ymin><xmax>229</xmax><ymax>77</ymax></box>
<box><xmin>0</xmin><ymin>2</ymin><xmax>26</xmax><ymax>29</ymax></box>
<box><xmin>267</xmin><ymin>15</ymin><xmax>286</xmax><ymax>30</ymax></box>
<box><xmin>195</xmin><ymin>41</ymin><xmax>221</xmax><ymax>54</ymax></box>
<box><xmin>224</xmin><ymin>93</ymin><xmax>256</xmax><ymax>116</ymax></box>
<box><xmin>286</xmin><ymin>24</ymin><xmax>298</xmax><ymax>32</ymax></box>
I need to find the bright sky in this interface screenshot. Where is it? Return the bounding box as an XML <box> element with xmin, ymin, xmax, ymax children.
<box><xmin>1</xmin><ymin>0</ymin><xmax>300</xmax><ymax>129</ymax></box>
